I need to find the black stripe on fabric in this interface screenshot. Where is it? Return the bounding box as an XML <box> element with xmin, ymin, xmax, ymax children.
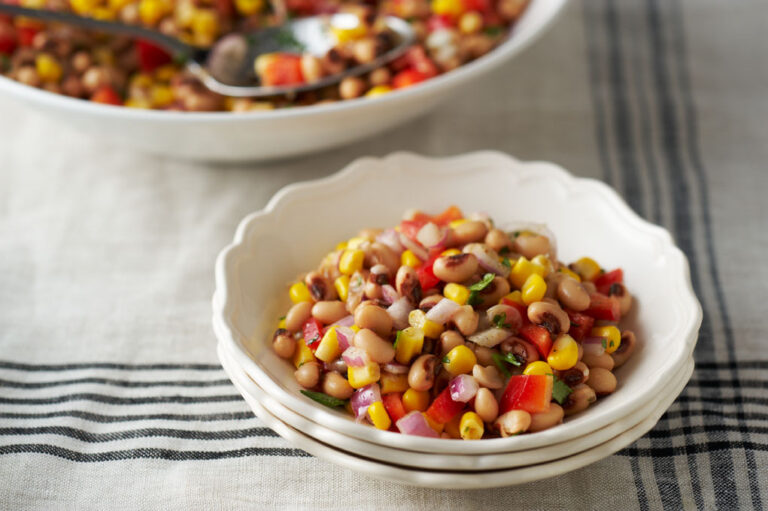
<box><xmin>662</xmin><ymin>409</ymin><xmax>768</xmax><ymax>423</ymax></box>
<box><xmin>687</xmin><ymin>379</ymin><xmax>768</xmax><ymax>389</ymax></box>
<box><xmin>0</xmin><ymin>377</ymin><xmax>232</xmax><ymax>389</ymax></box>
<box><xmin>0</xmin><ymin>410</ymin><xmax>256</xmax><ymax>423</ymax></box>
<box><xmin>618</xmin><ymin>441</ymin><xmax>768</xmax><ymax>458</ymax></box>
<box><xmin>0</xmin><ymin>444</ymin><xmax>310</xmax><ymax>461</ymax></box>
<box><xmin>0</xmin><ymin>362</ymin><xmax>222</xmax><ymax>371</ymax></box>
<box><xmin>647</xmin><ymin>424</ymin><xmax>768</xmax><ymax>440</ymax></box>
<box><xmin>0</xmin><ymin>393</ymin><xmax>243</xmax><ymax>405</ymax></box>
<box><xmin>696</xmin><ymin>361</ymin><xmax>768</xmax><ymax>370</ymax></box>
<box><xmin>675</xmin><ymin>395</ymin><xmax>768</xmax><ymax>407</ymax></box>
<box><xmin>0</xmin><ymin>426</ymin><xmax>278</xmax><ymax>441</ymax></box>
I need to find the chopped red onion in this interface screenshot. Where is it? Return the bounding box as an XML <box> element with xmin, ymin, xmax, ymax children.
<box><xmin>464</xmin><ymin>243</ymin><xmax>510</xmax><ymax>278</ymax></box>
<box><xmin>387</xmin><ymin>297</ymin><xmax>413</xmax><ymax>330</ymax></box>
<box><xmin>449</xmin><ymin>374</ymin><xmax>479</xmax><ymax>402</ymax></box>
<box><xmin>335</xmin><ymin>326</ymin><xmax>355</xmax><ymax>351</ymax></box>
<box><xmin>469</xmin><ymin>328</ymin><xmax>512</xmax><ymax>348</ymax></box>
<box><xmin>425</xmin><ymin>298</ymin><xmax>461</xmax><ymax>325</ymax></box>
<box><xmin>342</xmin><ymin>347</ymin><xmax>369</xmax><ymax>368</ymax></box>
<box><xmin>331</xmin><ymin>315</ymin><xmax>355</xmax><ymax>328</ymax></box>
<box><xmin>381</xmin><ymin>285</ymin><xmax>399</xmax><ymax>306</ymax></box>
<box><xmin>395</xmin><ymin>411</ymin><xmax>439</xmax><ymax>437</ymax></box>
<box><xmin>350</xmin><ymin>383</ymin><xmax>381</xmax><ymax>422</ymax></box>
<box><xmin>583</xmin><ymin>336</ymin><xmax>606</xmax><ymax>356</ymax></box>
<box><xmin>485</xmin><ymin>304</ymin><xmax>523</xmax><ymax>332</ymax></box>
<box><xmin>416</xmin><ymin>222</ymin><xmax>446</xmax><ymax>248</ymax></box>
<box><xmin>376</xmin><ymin>228</ymin><xmax>404</xmax><ymax>254</ymax></box>
<box><xmin>383</xmin><ymin>362</ymin><xmax>409</xmax><ymax>374</ymax></box>
<box><xmin>399</xmin><ymin>232</ymin><xmax>429</xmax><ymax>261</ymax></box>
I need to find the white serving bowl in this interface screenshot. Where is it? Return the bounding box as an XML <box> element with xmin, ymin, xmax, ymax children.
<box><xmin>0</xmin><ymin>0</ymin><xmax>566</xmax><ymax>161</ymax></box>
<box><xmin>212</xmin><ymin>151</ymin><xmax>702</xmax><ymax>454</ymax></box>
<box><xmin>218</xmin><ymin>338</ymin><xmax>694</xmax><ymax>472</ymax></box>
<box><xmin>221</xmin><ymin>340</ymin><xmax>695</xmax><ymax>488</ymax></box>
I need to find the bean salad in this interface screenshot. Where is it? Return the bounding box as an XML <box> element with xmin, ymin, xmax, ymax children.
<box><xmin>273</xmin><ymin>206</ymin><xmax>637</xmax><ymax>439</ymax></box>
<box><xmin>0</xmin><ymin>0</ymin><xmax>530</xmax><ymax>111</ymax></box>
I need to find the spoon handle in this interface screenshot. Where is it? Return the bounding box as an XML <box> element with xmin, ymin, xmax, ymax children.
<box><xmin>0</xmin><ymin>3</ymin><xmax>197</xmax><ymax>58</ymax></box>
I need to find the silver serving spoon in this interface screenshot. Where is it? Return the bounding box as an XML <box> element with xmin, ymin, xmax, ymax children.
<box><xmin>0</xmin><ymin>3</ymin><xmax>414</xmax><ymax>97</ymax></box>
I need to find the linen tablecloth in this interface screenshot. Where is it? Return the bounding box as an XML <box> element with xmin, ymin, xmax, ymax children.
<box><xmin>1</xmin><ymin>0</ymin><xmax>766</xmax><ymax>508</ymax></box>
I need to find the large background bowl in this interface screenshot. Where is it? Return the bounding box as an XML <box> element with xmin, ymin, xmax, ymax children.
<box><xmin>212</xmin><ymin>151</ymin><xmax>702</xmax><ymax>454</ymax></box>
<box><xmin>0</xmin><ymin>0</ymin><xmax>566</xmax><ymax>161</ymax></box>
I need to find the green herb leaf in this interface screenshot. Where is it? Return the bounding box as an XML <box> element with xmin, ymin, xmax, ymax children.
<box><xmin>513</xmin><ymin>231</ymin><xmax>521</xmax><ymax>237</ymax></box>
<box><xmin>498</xmin><ymin>246</ymin><xmax>511</xmax><ymax>256</ymax></box>
<box><xmin>279</xmin><ymin>316</ymin><xmax>286</xmax><ymax>320</ymax></box>
<box><xmin>442</xmin><ymin>356</ymin><xmax>450</xmax><ymax>364</ymax></box>
<box><xmin>469</xmin><ymin>273</ymin><xmax>495</xmax><ymax>292</ymax></box>
<box><xmin>501</xmin><ymin>257</ymin><xmax>511</xmax><ymax>269</ymax></box>
<box><xmin>601</xmin><ymin>338</ymin><xmax>607</xmax><ymax>349</ymax></box>
<box><xmin>274</xmin><ymin>28</ymin><xmax>305</xmax><ymax>51</ymax></box>
<box><xmin>492</xmin><ymin>313</ymin><xmax>511</xmax><ymax>329</ymax></box>
<box><xmin>491</xmin><ymin>352</ymin><xmax>522</xmax><ymax>378</ymax></box>
<box><xmin>467</xmin><ymin>291</ymin><xmax>481</xmax><ymax>307</ymax></box>
<box><xmin>393</xmin><ymin>330</ymin><xmax>402</xmax><ymax>350</ymax></box>
<box><xmin>484</xmin><ymin>25</ymin><xmax>504</xmax><ymax>37</ymax></box>
<box><xmin>551</xmin><ymin>376</ymin><xmax>573</xmax><ymax>405</ymax></box>
<box><xmin>300</xmin><ymin>390</ymin><xmax>347</xmax><ymax>408</ymax></box>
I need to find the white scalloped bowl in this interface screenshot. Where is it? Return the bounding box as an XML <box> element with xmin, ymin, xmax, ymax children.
<box><xmin>0</xmin><ymin>1</ymin><xmax>565</xmax><ymax>161</ymax></box>
<box><xmin>213</xmin><ymin>151</ymin><xmax>701</xmax><ymax>454</ymax></box>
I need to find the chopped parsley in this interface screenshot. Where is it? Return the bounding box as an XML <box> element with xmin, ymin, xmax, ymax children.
<box><xmin>513</xmin><ymin>231</ymin><xmax>521</xmax><ymax>238</ymax></box>
<box><xmin>467</xmin><ymin>273</ymin><xmax>495</xmax><ymax>306</ymax></box>
<box><xmin>442</xmin><ymin>356</ymin><xmax>450</xmax><ymax>364</ymax></box>
<box><xmin>491</xmin><ymin>352</ymin><xmax>522</xmax><ymax>378</ymax></box>
<box><xmin>501</xmin><ymin>257</ymin><xmax>511</xmax><ymax>269</ymax></box>
<box><xmin>393</xmin><ymin>330</ymin><xmax>402</xmax><ymax>349</ymax></box>
<box><xmin>279</xmin><ymin>315</ymin><xmax>286</xmax><ymax>320</ymax></box>
<box><xmin>498</xmin><ymin>246</ymin><xmax>511</xmax><ymax>256</ymax></box>
<box><xmin>484</xmin><ymin>25</ymin><xmax>504</xmax><ymax>37</ymax></box>
<box><xmin>275</xmin><ymin>28</ymin><xmax>305</xmax><ymax>51</ymax></box>
<box><xmin>492</xmin><ymin>313</ymin><xmax>511</xmax><ymax>329</ymax></box>
<box><xmin>601</xmin><ymin>338</ymin><xmax>607</xmax><ymax>349</ymax></box>
<box><xmin>551</xmin><ymin>376</ymin><xmax>573</xmax><ymax>405</ymax></box>
<box><xmin>300</xmin><ymin>390</ymin><xmax>347</xmax><ymax>408</ymax></box>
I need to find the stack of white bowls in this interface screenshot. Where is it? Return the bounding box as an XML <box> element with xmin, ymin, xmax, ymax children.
<box><xmin>212</xmin><ymin>152</ymin><xmax>702</xmax><ymax>488</ymax></box>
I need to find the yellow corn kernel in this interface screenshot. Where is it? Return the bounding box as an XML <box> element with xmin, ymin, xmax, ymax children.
<box><xmin>571</xmin><ymin>257</ymin><xmax>602</xmax><ymax>282</ymax></box>
<box><xmin>335</xmin><ymin>240</ymin><xmax>348</xmax><ymax>251</ymax></box>
<box><xmin>314</xmin><ymin>327</ymin><xmax>341</xmax><ymax>363</ymax></box>
<box><xmin>138</xmin><ymin>0</ymin><xmax>169</xmax><ymax>26</ymax></box>
<box><xmin>350</xmin><ymin>325</ymin><xmax>360</xmax><ymax>333</ymax></box>
<box><xmin>153</xmin><ymin>64</ymin><xmax>176</xmax><ymax>82</ymax></box>
<box><xmin>292</xmin><ymin>340</ymin><xmax>315</xmax><ymax>369</ymax></box>
<box><xmin>448</xmin><ymin>219</ymin><xmax>469</xmax><ymax>228</ymax></box>
<box><xmin>443</xmin><ymin>345</ymin><xmax>477</xmax><ymax>376</ymax></box>
<box><xmin>332</xmin><ymin>275</ymin><xmax>350</xmax><ymax>302</ymax></box>
<box><xmin>35</xmin><ymin>54</ymin><xmax>62</xmax><ymax>83</ymax></box>
<box><xmin>150</xmin><ymin>84</ymin><xmax>173</xmax><ymax>107</ymax></box>
<box><xmin>347</xmin><ymin>362</ymin><xmax>381</xmax><ymax>389</ymax></box>
<box><xmin>431</xmin><ymin>0</ymin><xmax>465</xmax><ymax>18</ymax></box>
<box><xmin>401</xmin><ymin>249</ymin><xmax>421</xmax><ymax>268</ymax></box>
<box><xmin>125</xmin><ymin>98</ymin><xmax>151</xmax><ymax>109</ymax></box>
<box><xmin>278</xmin><ymin>317</ymin><xmax>287</xmax><ymax>329</ymax></box>
<box><xmin>441</xmin><ymin>248</ymin><xmax>462</xmax><ymax>257</ymax></box>
<box><xmin>346</xmin><ymin>237</ymin><xmax>367</xmax><ymax>249</ymax></box>
<box><xmin>331</xmin><ymin>17</ymin><xmax>368</xmax><ymax>43</ymax></box>
<box><xmin>443</xmin><ymin>283</ymin><xmax>470</xmax><ymax>305</ymax></box>
<box><xmin>70</xmin><ymin>0</ymin><xmax>99</xmax><ymax>15</ymax></box>
<box><xmin>366</xmin><ymin>85</ymin><xmax>392</xmax><ymax>97</ymax></box>
<box><xmin>423</xmin><ymin>412</ymin><xmax>444</xmax><ymax>434</ymax></box>
<box><xmin>510</xmin><ymin>256</ymin><xmax>546</xmax><ymax>289</ymax></box>
<box><xmin>500</xmin><ymin>290</ymin><xmax>524</xmax><ymax>306</ymax></box>
<box><xmin>523</xmin><ymin>360</ymin><xmax>553</xmax><ymax>376</ymax></box>
<box><xmin>402</xmin><ymin>388</ymin><xmax>430</xmax><ymax>412</ymax></box>
<box><xmin>233</xmin><ymin>0</ymin><xmax>263</xmax><ymax>16</ymax></box>
<box><xmin>459</xmin><ymin>411</ymin><xmax>484</xmax><ymax>440</ymax></box>
<box><xmin>558</xmin><ymin>267</ymin><xmax>581</xmax><ymax>282</ymax></box>
<box><xmin>289</xmin><ymin>282</ymin><xmax>312</xmax><ymax>303</ymax></box>
<box><xmin>130</xmin><ymin>73</ymin><xmax>153</xmax><ymax>90</ymax></box>
<box><xmin>109</xmin><ymin>0</ymin><xmax>132</xmax><ymax>11</ymax></box>
<box><xmin>591</xmin><ymin>325</ymin><xmax>622</xmax><ymax>354</ymax></box>
<box><xmin>521</xmin><ymin>273</ymin><xmax>547</xmax><ymax>305</ymax></box>
<box><xmin>191</xmin><ymin>8</ymin><xmax>218</xmax><ymax>38</ymax></box>
<box><xmin>20</xmin><ymin>0</ymin><xmax>46</xmax><ymax>8</ymax></box>
<box><xmin>443</xmin><ymin>412</ymin><xmax>463</xmax><ymax>439</ymax></box>
<box><xmin>339</xmin><ymin>249</ymin><xmax>365</xmax><ymax>276</ymax></box>
<box><xmin>394</xmin><ymin>327</ymin><xmax>424</xmax><ymax>365</ymax></box>
<box><xmin>547</xmin><ymin>334</ymin><xmax>579</xmax><ymax>371</ymax></box>
<box><xmin>531</xmin><ymin>254</ymin><xmax>553</xmax><ymax>277</ymax></box>
<box><xmin>91</xmin><ymin>7</ymin><xmax>116</xmax><ymax>20</ymax></box>
<box><xmin>367</xmin><ymin>402</ymin><xmax>391</xmax><ymax>430</ymax></box>
<box><xmin>380</xmin><ymin>372</ymin><xmax>409</xmax><ymax>394</ymax></box>
<box><xmin>408</xmin><ymin>309</ymin><xmax>444</xmax><ymax>338</ymax></box>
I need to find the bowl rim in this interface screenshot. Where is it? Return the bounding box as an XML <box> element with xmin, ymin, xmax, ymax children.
<box><xmin>212</xmin><ymin>151</ymin><xmax>703</xmax><ymax>454</ymax></box>
<box><xmin>0</xmin><ymin>0</ymin><xmax>567</xmax><ymax>122</ymax></box>
<box><xmin>224</xmin><ymin>341</ymin><xmax>695</xmax><ymax>489</ymax></box>
<box><xmin>218</xmin><ymin>338</ymin><xmax>693</xmax><ymax>469</ymax></box>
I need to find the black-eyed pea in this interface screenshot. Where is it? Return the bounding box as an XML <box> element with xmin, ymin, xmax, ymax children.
<box><xmin>450</xmin><ymin>220</ymin><xmax>488</xmax><ymax>246</ymax></box>
<box><xmin>439</xmin><ymin>330</ymin><xmax>465</xmax><ymax>355</ymax></box>
<box><xmin>432</xmin><ymin>253</ymin><xmax>479</xmax><ymax>283</ymax></box>
<box><xmin>300</xmin><ymin>54</ymin><xmax>323</xmax><ymax>82</ymax></box>
<box><xmin>272</xmin><ymin>331</ymin><xmax>296</xmax><ymax>359</ymax></box>
<box><xmin>368</xmin><ymin>67</ymin><xmax>390</xmax><ymax>86</ymax></box>
<box><xmin>608</xmin><ymin>283</ymin><xmax>633</xmax><ymax>316</ymax></box>
<box><xmin>474</xmin><ymin>277</ymin><xmax>510</xmax><ymax>308</ymax></box>
<box><xmin>408</xmin><ymin>354</ymin><xmax>437</xmax><ymax>391</ymax></box>
<box><xmin>364</xmin><ymin>281</ymin><xmax>383</xmax><ymax>300</ymax></box>
<box><xmin>452</xmin><ymin>305</ymin><xmax>479</xmax><ymax>336</ymax></box>
<box><xmin>420</xmin><ymin>294</ymin><xmax>444</xmax><ymax>311</ymax></box>
<box><xmin>472</xmin><ymin>364</ymin><xmax>503</xmax><ymax>389</ymax></box>
<box><xmin>354</xmin><ymin>304</ymin><xmax>393</xmax><ymax>337</ymax></box>
<box><xmin>311</xmin><ymin>300</ymin><xmax>348</xmax><ymax>324</ymax></box>
<box><xmin>529</xmin><ymin>403</ymin><xmax>564</xmax><ymax>432</ymax></box>
<box><xmin>500</xmin><ymin>337</ymin><xmax>540</xmax><ymax>365</ymax></box>
<box><xmin>513</xmin><ymin>234</ymin><xmax>551</xmax><ymax>260</ymax></box>
<box><xmin>354</xmin><ymin>328</ymin><xmax>395</xmax><ymax>364</ymax></box>
<box><xmin>527</xmin><ymin>301</ymin><xmax>570</xmax><ymax>335</ymax></box>
<box><xmin>365</xmin><ymin>242</ymin><xmax>399</xmax><ymax>276</ymax></box>
<box><xmin>295</xmin><ymin>361</ymin><xmax>321</xmax><ymax>388</ymax></box>
<box><xmin>555</xmin><ymin>361</ymin><xmax>589</xmax><ymax>387</ymax></box>
<box><xmin>587</xmin><ymin>367</ymin><xmax>617</xmax><ymax>396</ymax></box>
<box><xmin>612</xmin><ymin>330</ymin><xmax>637</xmax><ymax>368</ymax></box>
<box><xmin>472</xmin><ymin>345</ymin><xmax>496</xmax><ymax>366</ymax></box>
<box><xmin>484</xmin><ymin>228</ymin><xmax>513</xmax><ymax>253</ymax></box>
<box><xmin>557</xmin><ymin>278</ymin><xmax>590</xmax><ymax>311</ymax></box>
<box><xmin>494</xmin><ymin>410</ymin><xmax>531</xmax><ymax>437</ymax></box>
<box><xmin>582</xmin><ymin>281</ymin><xmax>597</xmax><ymax>294</ymax></box>
<box><xmin>322</xmin><ymin>371</ymin><xmax>354</xmax><ymax>399</ymax></box>
<box><xmin>305</xmin><ymin>271</ymin><xmax>336</xmax><ymax>301</ymax></box>
<box><xmin>358</xmin><ymin>227</ymin><xmax>382</xmax><ymax>240</ymax></box>
<box><xmin>582</xmin><ymin>352</ymin><xmax>615</xmax><ymax>371</ymax></box>
<box><xmin>339</xmin><ymin>76</ymin><xmax>366</xmax><ymax>99</ymax></box>
<box><xmin>285</xmin><ymin>301</ymin><xmax>313</xmax><ymax>332</ymax></box>
<box><xmin>563</xmin><ymin>384</ymin><xmax>596</xmax><ymax>416</ymax></box>
<box><xmin>474</xmin><ymin>387</ymin><xmax>499</xmax><ymax>422</ymax></box>
<box><xmin>395</xmin><ymin>265</ymin><xmax>422</xmax><ymax>304</ymax></box>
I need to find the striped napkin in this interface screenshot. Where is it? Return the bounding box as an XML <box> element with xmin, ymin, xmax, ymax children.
<box><xmin>1</xmin><ymin>0</ymin><xmax>766</xmax><ymax>508</ymax></box>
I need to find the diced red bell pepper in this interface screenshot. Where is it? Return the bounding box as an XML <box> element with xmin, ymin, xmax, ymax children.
<box><xmin>382</xmin><ymin>393</ymin><xmax>407</xmax><ymax>425</ymax></box>
<box><xmin>462</xmin><ymin>0</ymin><xmax>490</xmax><ymax>12</ymax></box>
<box><xmin>90</xmin><ymin>86</ymin><xmax>122</xmax><ymax>106</ymax></box>
<box><xmin>518</xmin><ymin>324</ymin><xmax>552</xmax><ymax>359</ymax></box>
<box><xmin>499</xmin><ymin>374</ymin><xmax>553</xmax><ymax>415</ymax></box>
<box><xmin>17</xmin><ymin>26</ymin><xmax>38</xmax><ymax>47</ymax></box>
<box><xmin>431</xmin><ymin>205</ymin><xmax>464</xmax><ymax>226</ymax></box>
<box><xmin>416</xmin><ymin>253</ymin><xmax>441</xmax><ymax>291</ymax></box>
<box><xmin>501</xmin><ymin>298</ymin><xmax>529</xmax><ymax>325</ymax></box>
<box><xmin>399</xmin><ymin>219</ymin><xmax>427</xmax><ymax>242</ymax></box>
<box><xmin>594</xmin><ymin>269</ymin><xmax>623</xmax><ymax>295</ymax></box>
<box><xmin>136</xmin><ymin>39</ymin><xmax>172</xmax><ymax>73</ymax></box>
<box><xmin>566</xmin><ymin>310</ymin><xmax>595</xmax><ymax>342</ymax></box>
<box><xmin>393</xmin><ymin>68</ymin><xmax>430</xmax><ymax>89</ymax></box>
<box><xmin>214</xmin><ymin>0</ymin><xmax>234</xmax><ymax>18</ymax></box>
<box><xmin>426</xmin><ymin>386</ymin><xmax>465</xmax><ymax>424</ymax></box>
<box><xmin>259</xmin><ymin>53</ymin><xmax>304</xmax><ymax>87</ymax></box>
<box><xmin>0</xmin><ymin>24</ymin><xmax>17</xmax><ymax>56</ymax></box>
<box><xmin>427</xmin><ymin>14</ymin><xmax>454</xmax><ymax>32</ymax></box>
<box><xmin>302</xmin><ymin>317</ymin><xmax>324</xmax><ymax>350</ymax></box>
<box><xmin>584</xmin><ymin>293</ymin><xmax>621</xmax><ymax>321</ymax></box>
